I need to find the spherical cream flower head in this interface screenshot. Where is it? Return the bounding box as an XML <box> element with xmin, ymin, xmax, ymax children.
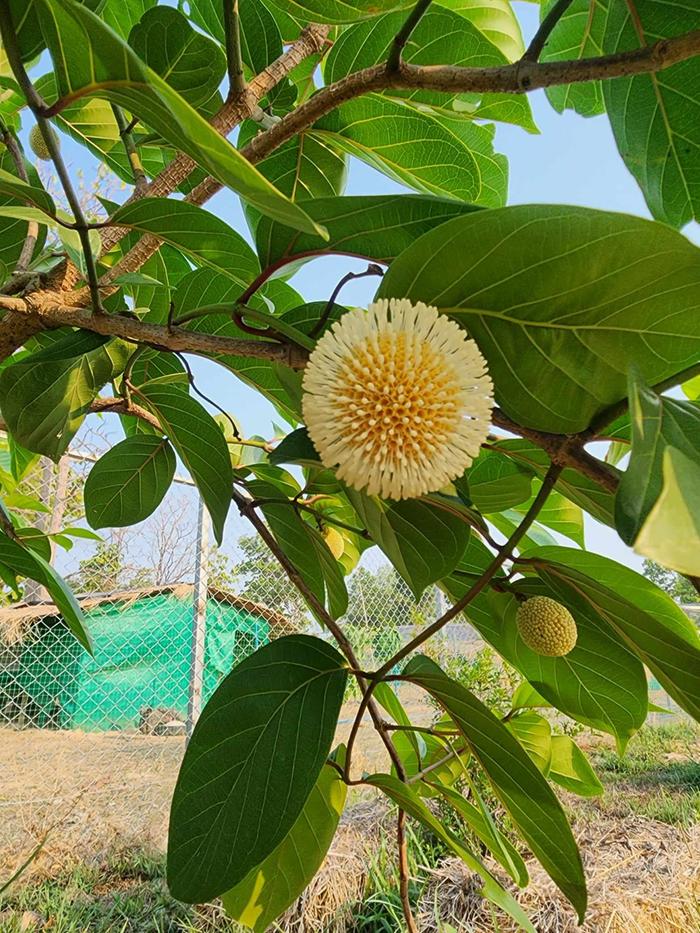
<box><xmin>302</xmin><ymin>298</ymin><xmax>493</xmax><ymax>500</ymax></box>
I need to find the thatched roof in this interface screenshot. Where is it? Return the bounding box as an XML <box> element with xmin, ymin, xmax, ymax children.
<box><xmin>0</xmin><ymin>583</ymin><xmax>293</xmax><ymax>646</ymax></box>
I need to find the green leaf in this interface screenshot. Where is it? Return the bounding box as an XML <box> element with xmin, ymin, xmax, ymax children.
<box><xmin>0</xmin><ymin>530</ymin><xmax>91</xmax><ymax>652</ymax></box>
<box><xmin>528</xmin><ymin>546</ymin><xmax>700</xmax><ymax>723</ymax></box>
<box><xmin>367</xmin><ymin>773</ymin><xmax>535</xmax><ymax>932</ymax></box>
<box><xmin>102</xmin><ymin>0</ymin><xmax>157</xmax><ymax>39</ymax></box>
<box><xmin>634</xmin><ymin>447</ymin><xmax>700</xmax><ymax>577</ymax></box>
<box><xmin>250</xmin><ymin>479</ymin><xmax>348</xmax><ymax>619</ymax></box>
<box><xmin>616</xmin><ymin>374</ymin><xmax>700</xmax><ymax>547</ymax></box>
<box><xmin>467</xmin><ymin>449</ymin><xmax>533</xmax><ymax>513</ymax></box>
<box><xmin>0</xmin><ymin>151</ymin><xmax>46</xmax><ymax>271</ymax></box>
<box><xmin>325</xmin><ymin>7</ymin><xmax>533</xmax><ymax>129</ymax></box>
<box><xmin>493</xmin><ymin>439</ymin><xmax>616</xmax><ymax>527</ymax></box>
<box><xmin>264</xmin><ymin>0</ymin><xmax>412</xmax><ymax>25</ymax></box>
<box><xmin>167</xmin><ymin>635</ymin><xmax>347</xmax><ymax>903</ymax></box>
<box><xmin>36</xmin><ymin>0</ymin><xmax>324</xmax><ymax>236</ymax></box>
<box><xmin>0</xmin><ymin>333</ymin><xmax>129</xmax><ymax>460</ymax></box>
<box><xmin>506</xmin><ymin>711</ymin><xmax>552</xmax><ymax>775</ymax></box>
<box><xmin>602</xmin><ymin>0</ymin><xmax>700</xmax><ymax>227</ymax></box>
<box><xmin>345</xmin><ymin>489</ymin><xmax>470</xmax><ymax>599</ymax></box>
<box><xmin>84</xmin><ymin>435</ymin><xmax>176</xmax><ymax>529</ymax></box>
<box><xmin>110</xmin><ymin>198</ymin><xmax>259</xmax><ymax>285</ymax></box>
<box><xmin>317</xmin><ymin>95</ymin><xmax>507</xmax><ymax>207</ymax></box>
<box><xmin>539</xmin><ymin>0</ymin><xmax>605</xmax><ymax>116</ymax></box>
<box><xmin>269</xmin><ymin>427</ymin><xmax>322</xmax><ymax>469</ymax></box>
<box><xmin>136</xmin><ymin>383</ymin><xmax>232</xmax><ymax>544</ymax></box>
<box><xmin>403</xmin><ymin>655</ymin><xmax>586</xmax><ymax>919</ymax></box>
<box><xmin>438</xmin><ymin>0</ymin><xmax>525</xmax><ymax>62</ymax></box>
<box><xmin>378</xmin><ymin>205</ymin><xmax>700</xmax><ymax>433</ymax></box>
<box><xmin>512</xmin><ymin>482</ymin><xmax>585</xmax><ymax>547</ymax></box>
<box><xmin>221</xmin><ymin>762</ymin><xmax>346</xmax><ymax>932</ymax></box>
<box><xmin>549</xmin><ymin>735</ymin><xmax>603</xmax><ymax>797</ymax></box>
<box><xmin>443</xmin><ymin>552</ymin><xmax>647</xmax><ymax>748</ymax></box>
<box><xmin>256</xmin><ymin>193</ymin><xmax>481</xmax><ymax>271</ymax></box>
<box><xmin>432</xmin><ymin>782</ymin><xmax>529</xmax><ymax>887</ymax></box>
<box><xmin>0</xmin><ymin>167</ymin><xmax>56</xmax><ymax>217</ymax></box>
<box><xmin>511</xmin><ymin>681</ymin><xmax>551</xmax><ymax>711</ymax></box>
<box><xmin>129</xmin><ymin>6</ymin><xmax>226</xmax><ymax>110</ymax></box>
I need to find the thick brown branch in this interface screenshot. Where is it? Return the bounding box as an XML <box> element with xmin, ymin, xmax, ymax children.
<box><xmin>491</xmin><ymin>408</ymin><xmax>620</xmax><ymax>493</ymax></box>
<box><xmin>0</xmin><ymin>295</ymin><xmax>309</xmax><ymax>366</ymax></box>
<box><xmin>90</xmin><ymin>397</ymin><xmax>161</xmax><ymax>431</ymax></box>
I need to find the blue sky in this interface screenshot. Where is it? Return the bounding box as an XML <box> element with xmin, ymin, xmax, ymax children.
<box><xmin>38</xmin><ymin>2</ymin><xmax>699</xmax><ymax>569</ymax></box>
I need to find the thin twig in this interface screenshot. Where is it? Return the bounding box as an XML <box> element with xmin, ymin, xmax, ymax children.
<box><xmin>387</xmin><ymin>0</ymin><xmax>434</xmax><ymax>72</ymax></box>
<box><xmin>224</xmin><ymin>0</ymin><xmax>247</xmax><ymax>98</ymax></box>
<box><xmin>522</xmin><ymin>0</ymin><xmax>576</xmax><ymax>63</ymax></box>
<box><xmin>111</xmin><ymin>104</ymin><xmax>148</xmax><ymax>193</ymax></box>
<box><xmin>309</xmin><ymin>264</ymin><xmax>384</xmax><ymax>340</ymax></box>
<box><xmin>397</xmin><ymin>809</ymin><xmax>418</xmax><ymax>933</ymax></box>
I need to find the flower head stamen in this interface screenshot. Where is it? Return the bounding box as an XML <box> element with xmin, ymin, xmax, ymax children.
<box><xmin>302</xmin><ymin>298</ymin><xmax>493</xmax><ymax>500</ymax></box>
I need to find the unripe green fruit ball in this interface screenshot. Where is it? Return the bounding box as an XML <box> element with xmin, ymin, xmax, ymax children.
<box><xmin>516</xmin><ymin>596</ymin><xmax>577</xmax><ymax>657</ymax></box>
<box><xmin>29</xmin><ymin>124</ymin><xmax>58</xmax><ymax>161</ymax></box>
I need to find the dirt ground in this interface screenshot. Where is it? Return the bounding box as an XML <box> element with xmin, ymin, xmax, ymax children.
<box><xmin>0</xmin><ymin>686</ymin><xmax>431</xmax><ymax>878</ymax></box>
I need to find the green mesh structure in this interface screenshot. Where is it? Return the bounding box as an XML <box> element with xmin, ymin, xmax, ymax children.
<box><xmin>1</xmin><ymin>591</ymin><xmax>271</xmax><ymax>731</ymax></box>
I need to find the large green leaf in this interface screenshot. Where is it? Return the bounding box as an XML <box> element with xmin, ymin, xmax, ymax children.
<box><xmin>603</xmin><ymin>0</ymin><xmax>700</xmax><ymax>227</ymax></box>
<box><xmin>0</xmin><ymin>333</ymin><xmax>129</xmax><ymax>460</ymax></box>
<box><xmin>35</xmin><ymin>0</ymin><xmax>323</xmax><ymax>236</ymax></box>
<box><xmin>437</xmin><ymin>0</ymin><xmax>525</xmax><ymax>62</ymax></box>
<box><xmin>616</xmin><ymin>375</ymin><xmax>700</xmax><ymax>546</ymax></box>
<box><xmin>634</xmin><ymin>447</ymin><xmax>700</xmax><ymax>576</ymax></box>
<box><xmin>111</xmin><ymin>198</ymin><xmax>259</xmax><ymax>285</ymax></box>
<box><xmin>0</xmin><ymin>167</ymin><xmax>57</xmax><ymax>217</ymax></box>
<box><xmin>345</xmin><ymin>489</ymin><xmax>470</xmax><ymax>599</ymax></box>
<box><xmin>378</xmin><ymin>205</ymin><xmax>700</xmax><ymax>433</ymax></box>
<box><xmin>167</xmin><ymin>635</ymin><xmax>347</xmax><ymax>903</ymax></box>
<box><xmin>136</xmin><ymin>383</ymin><xmax>232</xmax><ymax>544</ymax></box>
<box><xmin>84</xmin><ymin>434</ymin><xmax>176</xmax><ymax>529</ymax></box>
<box><xmin>528</xmin><ymin>546</ymin><xmax>700</xmax><ymax>722</ymax></box>
<box><xmin>403</xmin><ymin>655</ymin><xmax>586</xmax><ymax>919</ymax></box>
<box><xmin>492</xmin><ymin>439</ymin><xmax>616</xmax><ymax>527</ymax></box>
<box><xmin>467</xmin><ymin>449</ymin><xmax>533</xmax><ymax>513</ymax></box>
<box><xmin>317</xmin><ymin>96</ymin><xmax>507</xmax><ymax>207</ymax></box>
<box><xmin>256</xmin><ymin>194</ymin><xmax>481</xmax><ymax>270</ymax></box>
<box><xmin>367</xmin><ymin>773</ymin><xmax>535</xmax><ymax>932</ymax></box>
<box><xmin>506</xmin><ymin>711</ymin><xmax>552</xmax><ymax>774</ymax></box>
<box><xmin>512</xmin><ymin>481</ymin><xmax>585</xmax><ymax>547</ymax></box>
<box><xmin>249</xmin><ymin>479</ymin><xmax>348</xmax><ymax>620</ymax></box>
<box><xmin>0</xmin><ymin>530</ymin><xmax>91</xmax><ymax>652</ymax></box>
<box><xmin>549</xmin><ymin>735</ymin><xmax>603</xmax><ymax>797</ymax></box>
<box><xmin>539</xmin><ymin>0</ymin><xmax>605</xmax><ymax>117</ymax></box>
<box><xmin>102</xmin><ymin>0</ymin><xmax>157</xmax><ymax>39</ymax></box>
<box><xmin>442</xmin><ymin>546</ymin><xmax>647</xmax><ymax>749</ymax></box>
<box><xmin>129</xmin><ymin>6</ymin><xmax>226</xmax><ymax>110</ymax></box>
<box><xmin>221</xmin><ymin>762</ymin><xmax>346</xmax><ymax>932</ymax></box>
<box><xmin>325</xmin><ymin>7</ymin><xmax>533</xmax><ymax>130</ymax></box>
<box><xmin>265</xmin><ymin>0</ymin><xmax>411</xmax><ymax>24</ymax></box>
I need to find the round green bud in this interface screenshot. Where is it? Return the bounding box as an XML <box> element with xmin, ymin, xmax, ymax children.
<box><xmin>29</xmin><ymin>123</ymin><xmax>58</xmax><ymax>161</ymax></box>
<box><xmin>516</xmin><ymin>596</ymin><xmax>578</xmax><ymax>657</ymax></box>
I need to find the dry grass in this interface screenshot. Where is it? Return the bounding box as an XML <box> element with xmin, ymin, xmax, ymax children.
<box><xmin>417</xmin><ymin>817</ymin><xmax>700</xmax><ymax>932</ymax></box>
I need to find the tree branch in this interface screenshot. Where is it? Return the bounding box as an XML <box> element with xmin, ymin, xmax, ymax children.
<box><xmin>111</xmin><ymin>104</ymin><xmax>148</xmax><ymax>194</ymax></box>
<box><xmin>0</xmin><ymin>294</ymin><xmax>309</xmax><ymax>366</ymax></box>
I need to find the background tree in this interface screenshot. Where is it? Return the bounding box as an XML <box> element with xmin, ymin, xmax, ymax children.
<box><xmin>642</xmin><ymin>560</ymin><xmax>698</xmax><ymax>604</ymax></box>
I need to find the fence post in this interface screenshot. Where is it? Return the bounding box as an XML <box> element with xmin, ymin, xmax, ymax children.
<box><xmin>186</xmin><ymin>497</ymin><xmax>210</xmax><ymax>742</ymax></box>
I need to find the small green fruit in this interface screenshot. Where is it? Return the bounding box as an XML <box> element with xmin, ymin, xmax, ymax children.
<box><xmin>516</xmin><ymin>596</ymin><xmax>578</xmax><ymax>657</ymax></box>
<box><xmin>29</xmin><ymin>123</ymin><xmax>58</xmax><ymax>161</ymax></box>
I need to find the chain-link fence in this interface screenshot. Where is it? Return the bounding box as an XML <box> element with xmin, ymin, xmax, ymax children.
<box><xmin>0</xmin><ymin>432</ymin><xmax>693</xmax><ymax>878</ymax></box>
